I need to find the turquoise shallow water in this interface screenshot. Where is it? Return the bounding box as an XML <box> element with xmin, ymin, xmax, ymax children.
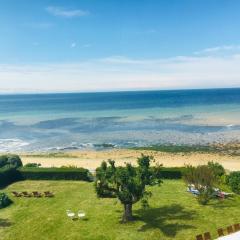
<box><xmin>0</xmin><ymin>88</ymin><xmax>239</xmax><ymax>152</ymax></box>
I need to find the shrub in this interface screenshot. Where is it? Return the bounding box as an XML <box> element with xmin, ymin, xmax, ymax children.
<box><xmin>0</xmin><ymin>193</ymin><xmax>12</xmax><ymax>209</ymax></box>
<box><xmin>0</xmin><ymin>154</ymin><xmax>22</xmax><ymax>169</ymax></box>
<box><xmin>60</xmin><ymin>165</ymin><xmax>78</xmax><ymax>168</ymax></box>
<box><xmin>7</xmin><ymin>155</ymin><xmax>23</xmax><ymax>168</ymax></box>
<box><xmin>0</xmin><ymin>155</ymin><xmax>8</xmax><ymax>168</ymax></box>
<box><xmin>207</xmin><ymin>161</ymin><xmax>225</xmax><ymax>178</ymax></box>
<box><xmin>226</xmin><ymin>171</ymin><xmax>240</xmax><ymax>194</ymax></box>
<box><xmin>24</xmin><ymin>163</ymin><xmax>41</xmax><ymax>168</ymax></box>
<box><xmin>183</xmin><ymin>165</ymin><xmax>217</xmax><ymax>205</ymax></box>
<box><xmin>157</xmin><ymin>167</ymin><xmax>185</xmax><ymax>179</ymax></box>
<box><xmin>0</xmin><ymin>167</ymin><xmax>21</xmax><ymax>188</ymax></box>
<box><xmin>197</xmin><ymin>189</ymin><xmax>214</xmax><ymax>205</ymax></box>
<box><xmin>19</xmin><ymin>167</ymin><xmax>92</xmax><ymax>181</ymax></box>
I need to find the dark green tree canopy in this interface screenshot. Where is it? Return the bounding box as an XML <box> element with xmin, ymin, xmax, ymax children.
<box><xmin>0</xmin><ymin>155</ymin><xmax>22</xmax><ymax>169</ymax></box>
<box><xmin>207</xmin><ymin>161</ymin><xmax>225</xmax><ymax>179</ymax></box>
<box><xmin>95</xmin><ymin>154</ymin><xmax>162</xmax><ymax>222</ymax></box>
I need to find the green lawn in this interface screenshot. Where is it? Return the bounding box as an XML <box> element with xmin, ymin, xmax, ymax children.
<box><xmin>1</xmin><ymin>180</ymin><xmax>240</xmax><ymax>240</ymax></box>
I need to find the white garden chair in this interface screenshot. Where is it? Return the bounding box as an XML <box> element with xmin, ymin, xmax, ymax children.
<box><xmin>66</xmin><ymin>210</ymin><xmax>75</xmax><ymax>220</ymax></box>
<box><xmin>78</xmin><ymin>210</ymin><xmax>86</xmax><ymax>219</ymax></box>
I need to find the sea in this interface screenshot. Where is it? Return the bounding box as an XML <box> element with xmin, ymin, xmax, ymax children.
<box><xmin>0</xmin><ymin>88</ymin><xmax>240</xmax><ymax>152</ymax></box>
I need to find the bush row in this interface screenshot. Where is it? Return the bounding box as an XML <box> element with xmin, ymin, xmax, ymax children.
<box><xmin>0</xmin><ymin>167</ymin><xmax>21</xmax><ymax>188</ymax></box>
<box><xmin>157</xmin><ymin>167</ymin><xmax>186</xmax><ymax>179</ymax></box>
<box><xmin>0</xmin><ymin>167</ymin><xmax>93</xmax><ymax>188</ymax></box>
<box><xmin>0</xmin><ymin>165</ymin><xmax>186</xmax><ymax>189</ymax></box>
<box><xmin>19</xmin><ymin>167</ymin><xmax>92</xmax><ymax>181</ymax></box>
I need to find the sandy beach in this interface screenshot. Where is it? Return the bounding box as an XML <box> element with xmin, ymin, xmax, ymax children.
<box><xmin>20</xmin><ymin>149</ymin><xmax>240</xmax><ymax>171</ymax></box>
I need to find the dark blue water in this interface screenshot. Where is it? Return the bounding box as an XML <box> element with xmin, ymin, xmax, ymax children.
<box><xmin>0</xmin><ymin>88</ymin><xmax>239</xmax><ymax>113</ymax></box>
<box><xmin>0</xmin><ymin>88</ymin><xmax>239</xmax><ymax>152</ymax></box>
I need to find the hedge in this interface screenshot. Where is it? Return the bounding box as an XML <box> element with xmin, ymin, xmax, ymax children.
<box><xmin>0</xmin><ymin>165</ymin><xmax>182</xmax><ymax>189</ymax></box>
<box><xmin>19</xmin><ymin>167</ymin><xmax>92</xmax><ymax>181</ymax></box>
<box><xmin>0</xmin><ymin>167</ymin><xmax>21</xmax><ymax>188</ymax></box>
<box><xmin>226</xmin><ymin>171</ymin><xmax>240</xmax><ymax>194</ymax></box>
<box><xmin>157</xmin><ymin>167</ymin><xmax>186</xmax><ymax>179</ymax></box>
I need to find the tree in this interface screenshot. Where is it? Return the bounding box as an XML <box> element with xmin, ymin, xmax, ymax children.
<box><xmin>183</xmin><ymin>165</ymin><xmax>217</xmax><ymax>205</ymax></box>
<box><xmin>0</xmin><ymin>155</ymin><xmax>8</xmax><ymax>168</ymax></box>
<box><xmin>0</xmin><ymin>155</ymin><xmax>22</xmax><ymax>169</ymax></box>
<box><xmin>207</xmin><ymin>161</ymin><xmax>225</xmax><ymax>183</ymax></box>
<box><xmin>7</xmin><ymin>155</ymin><xmax>22</xmax><ymax>168</ymax></box>
<box><xmin>95</xmin><ymin>155</ymin><xmax>162</xmax><ymax>222</ymax></box>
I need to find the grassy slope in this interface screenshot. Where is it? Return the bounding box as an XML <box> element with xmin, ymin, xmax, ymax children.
<box><xmin>1</xmin><ymin>180</ymin><xmax>240</xmax><ymax>240</ymax></box>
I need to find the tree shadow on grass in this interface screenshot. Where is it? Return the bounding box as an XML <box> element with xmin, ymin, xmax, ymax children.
<box><xmin>208</xmin><ymin>197</ymin><xmax>239</xmax><ymax>209</ymax></box>
<box><xmin>0</xmin><ymin>218</ymin><xmax>12</xmax><ymax>228</ymax></box>
<box><xmin>134</xmin><ymin>204</ymin><xmax>196</xmax><ymax>237</ymax></box>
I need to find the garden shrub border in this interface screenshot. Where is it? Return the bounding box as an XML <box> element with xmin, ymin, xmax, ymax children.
<box><xmin>156</xmin><ymin>167</ymin><xmax>186</xmax><ymax>179</ymax></box>
<box><xmin>0</xmin><ymin>167</ymin><xmax>21</xmax><ymax>188</ymax></box>
<box><xmin>0</xmin><ymin>167</ymin><xmax>93</xmax><ymax>188</ymax></box>
<box><xmin>19</xmin><ymin>167</ymin><xmax>92</xmax><ymax>181</ymax></box>
<box><xmin>0</xmin><ymin>166</ymin><xmax>184</xmax><ymax>189</ymax></box>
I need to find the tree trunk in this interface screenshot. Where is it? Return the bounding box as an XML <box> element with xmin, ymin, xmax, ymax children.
<box><xmin>122</xmin><ymin>203</ymin><xmax>133</xmax><ymax>222</ymax></box>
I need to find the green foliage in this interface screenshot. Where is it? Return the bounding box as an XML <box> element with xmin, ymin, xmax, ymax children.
<box><xmin>158</xmin><ymin>167</ymin><xmax>185</xmax><ymax>179</ymax></box>
<box><xmin>3</xmin><ymin>180</ymin><xmax>240</xmax><ymax>240</ymax></box>
<box><xmin>0</xmin><ymin>166</ymin><xmax>92</xmax><ymax>188</ymax></box>
<box><xmin>226</xmin><ymin>171</ymin><xmax>240</xmax><ymax>194</ymax></box>
<box><xmin>0</xmin><ymin>192</ymin><xmax>12</xmax><ymax>209</ymax></box>
<box><xmin>0</xmin><ymin>154</ymin><xmax>22</xmax><ymax>169</ymax></box>
<box><xmin>60</xmin><ymin>165</ymin><xmax>78</xmax><ymax>168</ymax></box>
<box><xmin>131</xmin><ymin>144</ymin><xmax>240</xmax><ymax>156</ymax></box>
<box><xmin>0</xmin><ymin>155</ymin><xmax>8</xmax><ymax>168</ymax></box>
<box><xmin>183</xmin><ymin>165</ymin><xmax>217</xmax><ymax>205</ymax></box>
<box><xmin>207</xmin><ymin>161</ymin><xmax>225</xmax><ymax>178</ymax></box>
<box><xmin>197</xmin><ymin>188</ymin><xmax>214</xmax><ymax>205</ymax></box>
<box><xmin>21</xmin><ymin>152</ymin><xmax>78</xmax><ymax>158</ymax></box>
<box><xmin>131</xmin><ymin>145</ymin><xmax>217</xmax><ymax>153</ymax></box>
<box><xmin>19</xmin><ymin>167</ymin><xmax>92</xmax><ymax>181</ymax></box>
<box><xmin>0</xmin><ymin>168</ymin><xmax>21</xmax><ymax>188</ymax></box>
<box><xmin>24</xmin><ymin>163</ymin><xmax>41</xmax><ymax>168</ymax></box>
<box><xmin>7</xmin><ymin>155</ymin><xmax>23</xmax><ymax>168</ymax></box>
<box><xmin>95</xmin><ymin>155</ymin><xmax>162</xmax><ymax>222</ymax></box>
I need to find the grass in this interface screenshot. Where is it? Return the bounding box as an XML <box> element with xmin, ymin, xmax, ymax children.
<box><xmin>1</xmin><ymin>180</ymin><xmax>240</xmax><ymax>240</ymax></box>
<box><xmin>131</xmin><ymin>144</ymin><xmax>240</xmax><ymax>156</ymax></box>
<box><xmin>131</xmin><ymin>145</ymin><xmax>216</xmax><ymax>153</ymax></box>
<box><xmin>20</xmin><ymin>152</ymin><xmax>79</xmax><ymax>158</ymax></box>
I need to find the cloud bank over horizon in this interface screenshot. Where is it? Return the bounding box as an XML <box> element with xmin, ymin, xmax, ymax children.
<box><xmin>0</xmin><ymin>47</ymin><xmax>240</xmax><ymax>93</ymax></box>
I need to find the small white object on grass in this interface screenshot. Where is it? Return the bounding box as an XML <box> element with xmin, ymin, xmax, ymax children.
<box><xmin>66</xmin><ymin>210</ymin><xmax>75</xmax><ymax>220</ymax></box>
<box><xmin>78</xmin><ymin>210</ymin><xmax>86</xmax><ymax>219</ymax></box>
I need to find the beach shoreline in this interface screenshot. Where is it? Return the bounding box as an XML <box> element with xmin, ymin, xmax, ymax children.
<box><xmin>18</xmin><ymin>146</ymin><xmax>240</xmax><ymax>171</ymax></box>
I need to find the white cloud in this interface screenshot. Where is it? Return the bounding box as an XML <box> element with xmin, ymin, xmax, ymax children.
<box><xmin>46</xmin><ymin>6</ymin><xmax>89</xmax><ymax>18</ymax></box>
<box><xmin>194</xmin><ymin>45</ymin><xmax>240</xmax><ymax>55</ymax></box>
<box><xmin>0</xmin><ymin>52</ymin><xmax>240</xmax><ymax>93</ymax></box>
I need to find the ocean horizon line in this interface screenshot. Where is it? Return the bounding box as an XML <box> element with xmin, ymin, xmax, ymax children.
<box><xmin>0</xmin><ymin>86</ymin><xmax>239</xmax><ymax>96</ymax></box>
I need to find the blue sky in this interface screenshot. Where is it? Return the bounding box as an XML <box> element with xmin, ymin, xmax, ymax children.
<box><xmin>0</xmin><ymin>0</ymin><xmax>240</xmax><ymax>92</ymax></box>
